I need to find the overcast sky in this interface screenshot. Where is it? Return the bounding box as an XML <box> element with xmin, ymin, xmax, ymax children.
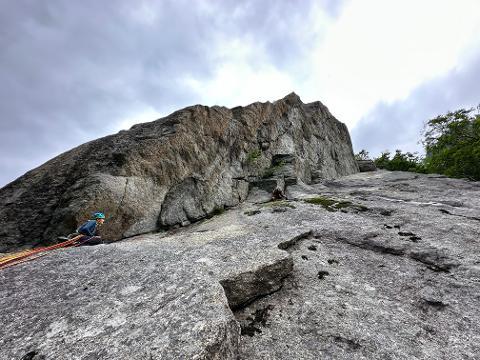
<box><xmin>1</xmin><ymin>0</ymin><xmax>480</xmax><ymax>187</ymax></box>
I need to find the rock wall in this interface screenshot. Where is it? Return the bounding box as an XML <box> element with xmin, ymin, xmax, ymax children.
<box><xmin>0</xmin><ymin>93</ymin><xmax>358</xmax><ymax>251</ymax></box>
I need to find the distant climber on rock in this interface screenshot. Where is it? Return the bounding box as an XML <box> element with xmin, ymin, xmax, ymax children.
<box><xmin>73</xmin><ymin>212</ymin><xmax>106</xmax><ymax>246</ymax></box>
<box><xmin>272</xmin><ymin>186</ymin><xmax>286</xmax><ymax>200</ymax></box>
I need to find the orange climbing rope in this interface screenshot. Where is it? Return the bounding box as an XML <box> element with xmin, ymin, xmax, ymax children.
<box><xmin>0</xmin><ymin>236</ymin><xmax>81</xmax><ymax>270</ymax></box>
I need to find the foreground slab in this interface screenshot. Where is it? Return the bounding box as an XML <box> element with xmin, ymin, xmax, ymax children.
<box><xmin>1</xmin><ymin>171</ymin><xmax>479</xmax><ymax>359</ymax></box>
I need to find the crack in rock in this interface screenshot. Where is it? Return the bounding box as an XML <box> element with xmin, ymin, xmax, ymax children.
<box><xmin>239</xmin><ymin>305</ymin><xmax>275</xmax><ymax>337</ymax></box>
<box><xmin>313</xmin><ymin>231</ymin><xmax>459</xmax><ymax>273</ymax></box>
<box><xmin>409</xmin><ymin>249</ymin><xmax>458</xmax><ymax>273</ymax></box>
<box><xmin>321</xmin><ymin>234</ymin><xmax>406</xmax><ymax>256</ymax></box>
<box><xmin>277</xmin><ymin>230</ymin><xmax>313</xmax><ymax>251</ymax></box>
<box><xmin>20</xmin><ymin>351</ymin><xmax>44</xmax><ymax>360</ymax></box>
<box><xmin>439</xmin><ymin>209</ymin><xmax>480</xmax><ymax>222</ymax></box>
<box><xmin>331</xmin><ymin>335</ymin><xmax>362</xmax><ymax>351</ymax></box>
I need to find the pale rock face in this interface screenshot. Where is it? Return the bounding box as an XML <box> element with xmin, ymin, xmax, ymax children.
<box><xmin>0</xmin><ymin>93</ymin><xmax>358</xmax><ymax>251</ymax></box>
<box><xmin>1</xmin><ymin>171</ymin><xmax>479</xmax><ymax>359</ymax></box>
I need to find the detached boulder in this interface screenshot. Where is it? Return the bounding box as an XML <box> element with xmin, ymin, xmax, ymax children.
<box><xmin>357</xmin><ymin>159</ymin><xmax>377</xmax><ymax>172</ymax></box>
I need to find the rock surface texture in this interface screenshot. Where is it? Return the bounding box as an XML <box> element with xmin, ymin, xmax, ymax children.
<box><xmin>1</xmin><ymin>170</ymin><xmax>479</xmax><ymax>359</ymax></box>
<box><xmin>356</xmin><ymin>159</ymin><xmax>377</xmax><ymax>172</ymax></box>
<box><xmin>0</xmin><ymin>93</ymin><xmax>358</xmax><ymax>252</ymax></box>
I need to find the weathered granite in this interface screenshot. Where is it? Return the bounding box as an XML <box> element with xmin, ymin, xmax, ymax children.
<box><xmin>0</xmin><ymin>93</ymin><xmax>358</xmax><ymax>252</ymax></box>
<box><xmin>1</xmin><ymin>170</ymin><xmax>479</xmax><ymax>359</ymax></box>
<box><xmin>356</xmin><ymin>159</ymin><xmax>377</xmax><ymax>172</ymax></box>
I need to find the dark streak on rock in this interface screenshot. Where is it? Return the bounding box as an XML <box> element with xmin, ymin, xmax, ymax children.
<box><xmin>318</xmin><ymin>270</ymin><xmax>330</xmax><ymax>279</ymax></box>
<box><xmin>398</xmin><ymin>231</ymin><xmax>415</xmax><ymax>237</ymax></box>
<box><xmin>277</xmin><ymin>230</ymin><xmax>313</xmax><ymax>251</ymax></box>
<box><xmin>240</xmin><ymin>304</ymin><xmax>276</xmax><ymax>337</ymax></box>
<box><xmin>380</xmin><ymin>209</ymin><xmax>394</xmax><ymax>216</ymax></box>
<box><xmin>439</xmin><ymin>208</ymin><xmax>480</xmax><ymax>222</ymax></box>
<box><xmin>332</xmin><ymin>335</ymin><xmax>362</xmax><ymax>350</ymax></box>
<box><xmin>333</xmin><ymin>236</ymin><xmax>406</xmax><ymax>256</ymax></box>
<box><xmin>423</xmin><ymin>299</ymin><xmax>448</xmax><ymax>309</ymax></box>
<box><xmin>409</xmin><ymin>249</ymin><xmax>458</xmax><ymax>273</ymax></box>
<box><xmin>20</xmin><ymin>351</ymin><xmax>44</xmax><ymax>360</ymax></box>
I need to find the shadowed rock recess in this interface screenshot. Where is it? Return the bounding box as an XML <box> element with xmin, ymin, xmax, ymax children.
<box><xmin>0</xmin><ymin>93</ymin><xmax>357</xmax><ymax>252</ymax></box>
<box><xmin>1</xmin><ymin>96</ymin><xmax>480</xmax><ymax>359</ymax></box>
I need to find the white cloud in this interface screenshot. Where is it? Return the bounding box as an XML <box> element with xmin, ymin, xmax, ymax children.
<box><xmin>179</xmin><ymin>0</ymin><xmax>480</xmax><ymax>131</ymax></box>
<box><xmin>116</xmin><ymin>106</ymin><xmax>163</xmax><ymax>130</ymax></box>
<box><xmin>183</xmin><ymin>38</ymin><xmax>298</xmax><ymax>107</ymax></box>
<box><xmin>181</xmin><ymin>3</ymin><xmax>333</xmax><ymax>108</ymax></box>
<box><xmin>307</xmin><ymin>0</ymin><xmax>480</xmax><ymax>127</ymax></box>
<box><xmin>129</xmin><ymin>1</ymin><xmax>158</xmax><ymax>25</ymax></box>
<box><xmin>3</xmin><ymin>0</ymin><xmax>480</xmax><ymax>187</ymax></box>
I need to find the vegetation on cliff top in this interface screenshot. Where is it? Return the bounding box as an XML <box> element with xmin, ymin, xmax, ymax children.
<box><xmin>357</xmin><ymin>106</ymin><xmax>480</xmax><ymax>181</ymax></box>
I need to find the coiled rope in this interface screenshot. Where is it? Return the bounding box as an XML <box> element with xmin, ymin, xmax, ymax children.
<box><xmin>0</xmin><ymin>235</ymin><xmax>82</xmax><ymax>270</ymax></box>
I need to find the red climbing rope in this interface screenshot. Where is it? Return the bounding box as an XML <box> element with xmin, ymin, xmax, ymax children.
<box><xmin>0</xmin><ymin>237</ymin><xmax>81</xmax><ymax>270</ymax></box>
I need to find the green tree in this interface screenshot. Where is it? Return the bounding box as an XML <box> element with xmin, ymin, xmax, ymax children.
<box><xmin>390</xmin><ymin>150</ymin><xmax>425</xmax><ymax>172</ymax></box>
<box><xmin>354</xmin><ymin>149</ymin><xmax>370</xmax><ymax>160</ymax></box>
<box><xmin>374</xmin><ymin>151</ymin><xmax>391</xmax><ymax>169</ymax></box>
<box><xmin>374</xmin><ymin>150</ymin><xmax>425</xmax><ymax>172</ymax></box>
<box><xmin>422</xmin><ymin>106</ymin><xmax>480</xmax><ymax>180</ymax></box>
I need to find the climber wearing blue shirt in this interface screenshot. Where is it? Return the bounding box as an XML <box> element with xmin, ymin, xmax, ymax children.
<box><xmin>75</xmin><ymin>212</ymin><xmax>106</xmax><ymax>246</ymax></box>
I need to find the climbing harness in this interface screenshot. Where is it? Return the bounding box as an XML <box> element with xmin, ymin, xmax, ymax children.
<box><xmin>0</xmin><ymin>236</ymin><xmax>81</xmax><ymax>270</ymax></box>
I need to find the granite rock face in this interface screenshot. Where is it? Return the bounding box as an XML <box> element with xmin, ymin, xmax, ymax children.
<box><xmin>356</xmin><ymin>159</ymin><xmax>377</xmax><ymax>172</ymax></box>
<box><xmin>0</xmin><ymin>93</ymin><xmax>358</xmax><ymax>252</ymax></box>
<box><xmin>1</xmin><ymin>171</ymin><xmax>479</xmax><ymax>359</ymax></box>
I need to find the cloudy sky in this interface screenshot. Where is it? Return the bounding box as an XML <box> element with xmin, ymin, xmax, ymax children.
<box><xmin>1</xmin><ymin>0</ymin><xmax>480</xmax><ymax>187</ymax></box>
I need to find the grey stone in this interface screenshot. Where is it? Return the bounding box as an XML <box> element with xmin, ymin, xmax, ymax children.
<box><xmin>356</xmin><ymin>159</ymin><xmax>377</xmax><ymax>172</ymax></box>
<box><xmin>0</xmin><ymin>93</ymin><xmax>358</xmax><ymax>252</ymax></box>
<box><xmin>249</xmin><ymin>178</ymin><xmax>279</xmax><ymax>193</ymax></box>
<box><xmin>1</xmin><ymin>170</ymin><xmax>479</xmax><ymax>359</ymax></box>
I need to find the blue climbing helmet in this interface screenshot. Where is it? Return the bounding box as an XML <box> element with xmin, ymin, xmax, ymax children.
<box><xmin>92</xmin><ymin>212</ymin><xmax>106</xmax><ymax>220</ymax></box>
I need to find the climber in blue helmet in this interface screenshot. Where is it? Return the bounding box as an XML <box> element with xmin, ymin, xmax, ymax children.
<box><xmin>74</xmin><ymin>212</ymin><xmax>106</xmax><ymax>246</ymax></box>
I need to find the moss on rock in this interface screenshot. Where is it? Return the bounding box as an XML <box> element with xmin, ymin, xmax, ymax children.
<box><xmin>262</xmin><ymin>200</ymin><xmax>296</xmax><ymax>209</ymax></box>
<box><xmin>246</xmin><ymin>149</ymin><xmax>262</xmax><ymax>164</ymax></box>
<box><xmin>304</xmin><ymin>196</ymin><xmax>368</xmax><ymax>213</ymax></box>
